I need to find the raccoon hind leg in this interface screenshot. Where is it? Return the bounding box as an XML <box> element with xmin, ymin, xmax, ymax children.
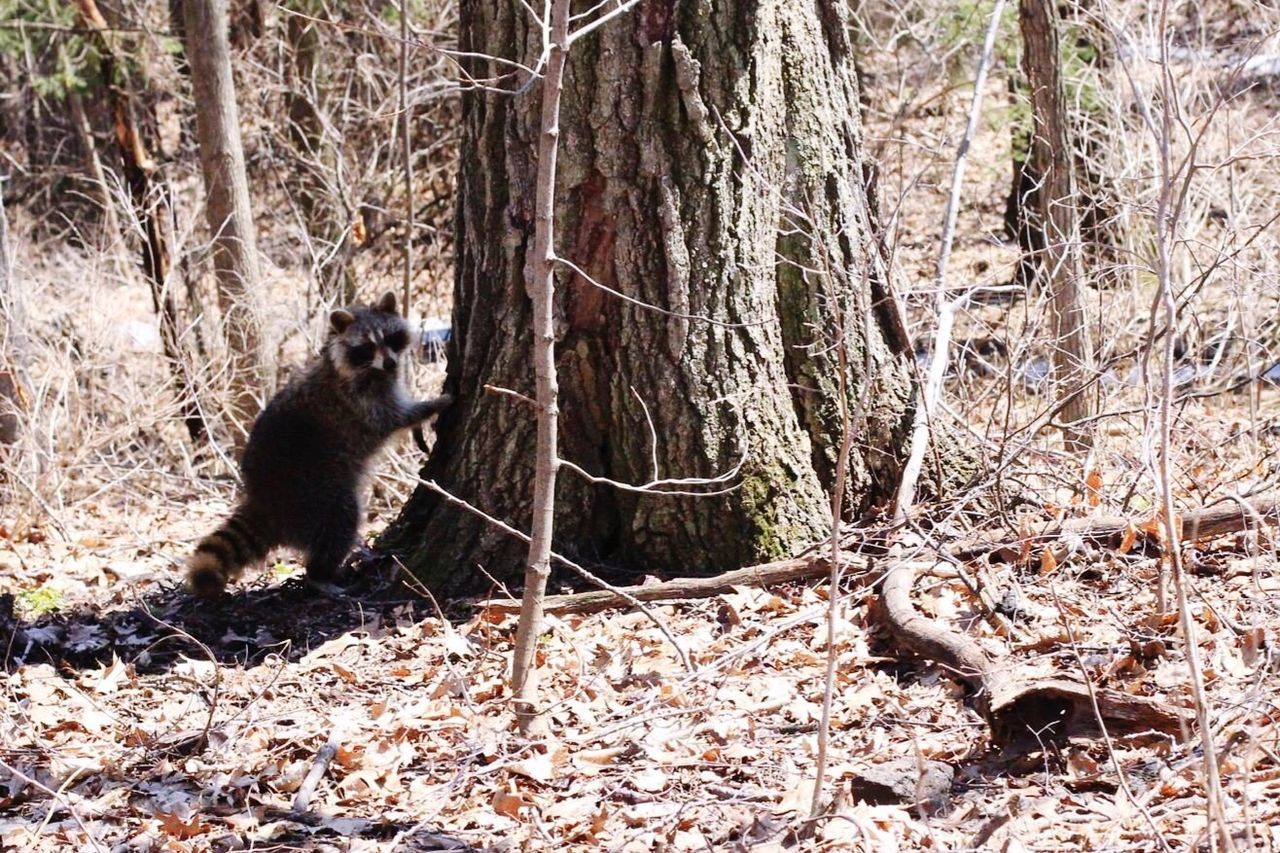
<box><xmin>302</xmin><ymin>492</ymin><xmax>360</xmax><ymax>588</ymax></box>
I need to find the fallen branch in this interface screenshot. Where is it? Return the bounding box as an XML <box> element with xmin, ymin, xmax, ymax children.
<box><xmin>292</xmin><ymin>739</ymin><xmax>339</xmax><ymax>813</ymax></box>
<box><xmin>483</xmin><ymin>495</ymin><xmax>1279</xmax><ymax>615</ymax></box>
<box><xmin>479</xmin><ymin>496</ymin><xmax>1278</xmax><ymax>748</ymax></box>
<box><xmin>0</xmin><ymin>760</ymin><xmax>108</xmax><ymax>853</ymax></box>
<box><xmin>423</xmin><ymin>478</ymin><xmax>692</xmax><ymax>669</ymax></box>
<box><xmin>480</xmin><ymin>554</ymin><xmax>864</xmax><ymax>614</ymax></box>
<box><xmin>955</xmin><ymin>497</ymin><xmax>1280</xmax><ymax>562</ymax></box>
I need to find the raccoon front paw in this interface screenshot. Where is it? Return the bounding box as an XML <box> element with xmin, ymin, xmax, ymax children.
<box><xmin>410</xmin><ymin>394</ymin><xmax>453</xmax><ymax>423</ymax></box>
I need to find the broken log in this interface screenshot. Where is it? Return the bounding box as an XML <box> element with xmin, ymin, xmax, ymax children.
<box><xmin>880</xmin><ymin>557</ymin><xmax>1194</xmax><ymax>747</ymax></box>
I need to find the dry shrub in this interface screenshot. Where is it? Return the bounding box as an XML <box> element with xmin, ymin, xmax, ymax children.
<box><xmin>0</xmin><ymin>0</ymin><xmax>457</xmax><ymax>532</ymax></box>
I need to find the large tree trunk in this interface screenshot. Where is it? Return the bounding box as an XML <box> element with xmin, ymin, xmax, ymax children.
<box><xmin>184</xmin><ymin>0</ymin><xmax>274</xmax><ymax>442</ymax></box>
<box><xmin>382</xmin><ymin>1</ymin><xmax>930</xmax><ymax>597</ymax></box>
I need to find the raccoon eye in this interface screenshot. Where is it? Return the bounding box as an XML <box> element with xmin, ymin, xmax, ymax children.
<box><xmin>347</xmin><ymin>342</ymin><xmax>375</xmax><ymax>366</ymax></box>
<box><xmin>384</xmin><ymin>329</ymin><xmax>409</xmax><ymax>353</ymax></box>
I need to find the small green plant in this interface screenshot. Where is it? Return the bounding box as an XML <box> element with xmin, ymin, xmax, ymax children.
<box><xmin>271</xmin><ymin>561</ymin><xmax>300</xmax><ymax>578</ymax></box>
<box><xmin>0</xmin><ymin>1</ymin><xmax>95</xmax><ymax>98</ymax></box>
<box><xmin>936</xmin><ymin>0</ymin><xmax>1021</xmax><ymax>69</ymax></box>
<box><xmin>17</xmin><ymin>585</ymin><xmax>64</xmax><ymax>616</ymax></box>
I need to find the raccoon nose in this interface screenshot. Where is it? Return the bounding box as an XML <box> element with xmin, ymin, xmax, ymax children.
<box><xmin>379</xmin><ymin>352</ymin><xmax>397</xmax><ymax>371</ymax></box>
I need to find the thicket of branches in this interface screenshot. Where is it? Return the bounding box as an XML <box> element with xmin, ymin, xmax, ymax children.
<box><xmin>0</xmin><ymin>0</ymin><xmax>458</xmax><ymax>502</ymax></box>
<box><xmin>1</xmin><ymin>0</ymin><xmax>1280</xmax><ymax>844</ymax></box>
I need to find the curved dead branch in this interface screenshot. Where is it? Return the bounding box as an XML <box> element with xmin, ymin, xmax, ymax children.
<box><xmin>879</xmin><ymin>557</ymin><xmax>1194</xmax><ymax>747</ymax></box>
<box><xmin>479</xmin><ymin>496</ymin><xmax>1280</xmax><ymax>745</ymax></box>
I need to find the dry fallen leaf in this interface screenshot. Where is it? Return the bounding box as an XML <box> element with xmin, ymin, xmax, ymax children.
<box><xmin>1066</xmin><ymin>749</ymin><xmax>1102</xmax><ymax>781</ymax></box>
<box><xmin>574</xmin><ymin>745</ymin><xmax>636</xmax><ymax>768</ymax></box>
<box><xmin>632</xmin><ymin>767</ymin><xmax>668</xmax><ymax>793</ymax></box>
<box><xmin>493</xmin><ymin>785</ymin><xmax>536</xmax><ymax>820</ymax></box>
<box><xmin>508</xmin><ymin>753</ymin><xmax>556</xmax><ymax>784</ymax></box>
<box><xmin>156</xmin><ymin>811</ymin><xmax>210</xmax><ymax>840</ymax></box>
<box><xmin>1085</xmin><ymin>468</ymin><xmax>1103</xmax><ymax>508</ymax></box>
<box><xmin>1242</xmin><ymin>627</ymin><xmax>1269</xmax><ymax>668</ymax></box>
<box><xmin>1118</xmin><ymin>523</ymin><xmax>1138</xmax><ymax>555</ymax></box>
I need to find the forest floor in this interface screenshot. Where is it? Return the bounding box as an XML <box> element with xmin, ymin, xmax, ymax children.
<box><xmin>6</xmin><ymin>14</ymin><xmax>1280</xmax><ymax>853</ymax></box>
<box><xmin>4</xmin><ymin>430</ymin><xmax>1280</xmax><ymax>852</ymax></box>
<box><xmin>4</xmin><ymin>212</ymin><xmax>1279</xmax><ymax>851</ymax></box>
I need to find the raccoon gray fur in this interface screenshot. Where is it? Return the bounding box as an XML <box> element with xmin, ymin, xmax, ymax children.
<box><xmin>188</xmin><ymin>291</ymin><xmax>452</xmax><ymax>598</ymax></box>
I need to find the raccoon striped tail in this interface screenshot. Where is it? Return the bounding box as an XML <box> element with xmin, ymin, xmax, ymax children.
<box><xmin>187</xmin><ymin>509</ymin><xmax>271</xmax><ymax>598</ymax></box>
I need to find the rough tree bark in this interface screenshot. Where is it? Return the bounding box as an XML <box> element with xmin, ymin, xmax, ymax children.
<box><xmin>1019</xmin><ymin>0</ymin><xmax>1095</xmax><ymax>450</ymax></box>
<box><xmin>1007</xmin><ymin>10</ymin><xmax>1126</xmax><ymax>293</ymax></box>
<box><xmin>184</xmin><ymin>0</ymin><xmax>274</xmax><ymax>441</ymax></box>
<box><xmin>383</xmin><ymin>1</ymin><xmax>950</xmax><ymax>596</ymax></box>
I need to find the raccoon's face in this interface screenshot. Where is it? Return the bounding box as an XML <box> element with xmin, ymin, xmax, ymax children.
<box><xmin>327</xmin><ymin>292</ymin><xmax>412</xmax><ymax>380</ymax></box>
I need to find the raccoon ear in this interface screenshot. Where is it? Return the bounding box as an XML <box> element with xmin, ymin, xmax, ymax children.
<box><xmin>376</xmin><ymin>292</ymin><xmax>398</xmax><ymax>315</ymax></box>
<box><xmin>329</xmin><ymin>309</ymin><xmax>356</xmax><ymax>333</ymax></box>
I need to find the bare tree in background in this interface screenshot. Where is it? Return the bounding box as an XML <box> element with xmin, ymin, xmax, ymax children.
<box><xmin>1007</xmin><ymin>9</ymin><xmax>1130</xmax><ymax>295</ymax></box>
<box><xmin>66</xmin><ymin>86</ymin><xmax>120</xmax><ymax>242</ymax></box>
<box><xmin>184</xmin><ymin>0</ymin><xmax>274</xmax><ymax>440</ymax></box>
<box><xmin>0</xmin><ymin>179</ymin><xmax>22</xmax><ymax>447</ymax></box>
<box><xmin>1020</xmin><ymin>0</ymin><xmax>1095</xmax><ymax>451</ymax></box>
<box><xmin>77</xmin><ymin>0</ymin><xmax>208</xmax><ymax>443</ymax></box>
<box><xmin>284</xmin><ymin>7</ymin><xmax>356</xmax><ymax>304</ymax></box>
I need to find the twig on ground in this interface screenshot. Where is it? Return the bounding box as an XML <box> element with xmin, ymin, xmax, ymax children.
<box><xmin>1050</xmin><ymin>580</ymin><xmax>1173</xmax><ymax>853</ymax></box>
<box><xmin>292</xmin><ymin>738</ymin><xmax>340</xmax><ymax>813</ymax></box>
<box><xmin>419</xmin><ymin>478</ymin><xmax>693</xmax><ymax>672</ymax></box>
<box><xmin>0</xmin><ymin>759</ymin><xmax>107</xmax><ymax>853</ymax></box>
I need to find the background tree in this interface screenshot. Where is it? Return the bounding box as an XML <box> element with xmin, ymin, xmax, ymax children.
<box><xmin>382</xmin><ymin>1</ymin><xmax>968</xmax><ymax>596</ymax></box>
<box><xmin>1018</xmin><ymin>0</ymin><xmax>1095</xmax><ymax>449</ymax></box>
<box><xmin>78</xmin><ymin>0</ymin><xmax>209</xmax><ymax>443</ymax></box>
<box><xmin>183</xmin><ymin>0</ymin><xmax>274</xmax><ymax>441</ymax></box>
<box><xmin>0</xmin><ymin>178</ymin><xmax>21</xmax><ymax>448</ymax></box>
<box><xmin>282</xmin><ymin>2</ymin><xmax>355</xmax><ymax>303</ymax></box>
<box><xmin>1006</xmin><ymin>5</ymin><xmax>1130</xmax><ymax>295</ymax></box>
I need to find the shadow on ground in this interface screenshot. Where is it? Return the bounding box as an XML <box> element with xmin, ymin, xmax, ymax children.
<box><xmin>0</xmin><ymin>552</ymin><xmax>457</xmax><ymax>674</ymax></box>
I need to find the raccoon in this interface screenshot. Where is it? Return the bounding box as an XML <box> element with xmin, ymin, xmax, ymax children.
<box><xmin>188</xmin><ymin>291</ymin><xmax>452</xmax><ymax>598</ymax></box>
